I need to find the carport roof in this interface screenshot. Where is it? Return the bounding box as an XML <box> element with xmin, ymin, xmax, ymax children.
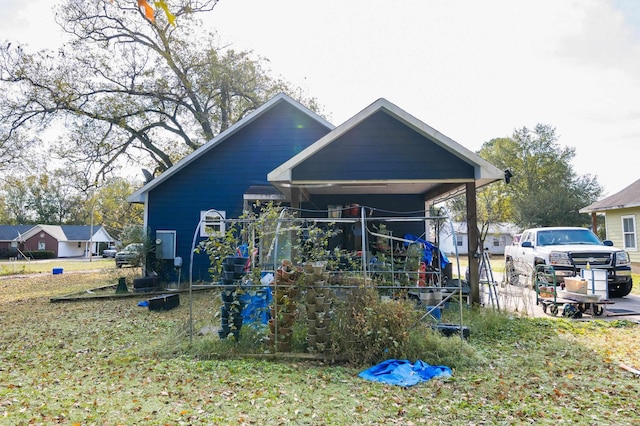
<box><xmin>268</xmin><ymin>98</ymin><xmax>505</xmax><ymax>202</ymax></box>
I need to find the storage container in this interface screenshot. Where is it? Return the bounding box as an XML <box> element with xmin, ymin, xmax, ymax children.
<box><xmin>564</xmin><ymin>277</ymin><xmax>587</xmax><ymax>294</ymax></box>
<box><xmin>581</xmin><ymin>269</ymin><xmax>608</xmax><ymax>300</ymax></box>
<box><xmin>148</xmin><ymin>293</ymin><xmax>180</xmax><ymax>311</ymax></box>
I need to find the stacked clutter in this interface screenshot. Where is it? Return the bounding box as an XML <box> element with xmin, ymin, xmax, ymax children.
<box><xmin>303</xmin><ymin>261</ymin><xmax>333</xmax><ymax>354</ymax></box>
<box><xmin>268</xmin><ymin>260</ymin><xmax>302</xmax><ymax>352</ymax></box>
<box><xmin>218</xmin><ymin>256</ymin><xmax>249</xmax><ymax>340</ymax></box>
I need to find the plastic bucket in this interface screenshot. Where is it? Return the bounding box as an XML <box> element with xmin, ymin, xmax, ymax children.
<box><xmin>581</xmin><ymin>269</ymin><xmax>608</xmax><ymax>300</ymax></box>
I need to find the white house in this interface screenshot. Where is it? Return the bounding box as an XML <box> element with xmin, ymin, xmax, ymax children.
<box><xmin>439</xmin><ymin>221</ymin><xmax>520</xmax><ymax>256</ymax></box>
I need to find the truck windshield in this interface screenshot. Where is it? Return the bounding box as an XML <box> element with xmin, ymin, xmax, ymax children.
<box><xmin>536</xmin><ymin>229</ymin><xmax>602</xmax><ymax>246</ymax></box>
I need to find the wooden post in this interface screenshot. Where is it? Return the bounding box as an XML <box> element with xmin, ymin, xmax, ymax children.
<box><xmin>466</xmin><ymin>182</ymin><xmax>480</xmax><ymax>305</ymax></box>
<box><xmin>591</xmin><ymin>212</ymin><xmax>598</xmax><ymax>234</ymax></box>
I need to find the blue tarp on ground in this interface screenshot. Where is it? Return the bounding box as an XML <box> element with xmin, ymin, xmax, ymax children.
<box><xmin>359</xmin><ymin>359</ymin><xmax>452</xmax><ymax>387</ymax></box>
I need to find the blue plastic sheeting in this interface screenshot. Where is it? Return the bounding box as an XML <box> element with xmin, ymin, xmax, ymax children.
<box><xmin>403</xmin><ymin>234</ymin><xmax>450</xmax><ymax>270</ymax></box>
<box><xmin>239</xmin><ymin>287</ymin><xmax>272</xmax><ymax>326</ymax></box>
<box><xmin>359</xmin><ymin>359</ymin><xmax>452</xmax><ymax>387</ymax></box>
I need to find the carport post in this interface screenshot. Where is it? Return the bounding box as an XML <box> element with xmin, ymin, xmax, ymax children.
<box><xmin>466</xmin><ymin>183</ymin><xmax>480</xmax><ymax>305</ymax></box>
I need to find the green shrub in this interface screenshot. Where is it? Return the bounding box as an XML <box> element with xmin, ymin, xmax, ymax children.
<box><xmin>330</xmin><ymin>287</ymin><xmax>422</xmax><ymax>365</ymax></box>
<box><xmin>25</xmin><ymin>250</ymin><xmax>55</xmax><ymax>259</ymax></box>
<box><xmin>402</xmin><ymin>324</ymin><xmax>483</xmax><ymax>369</ymax></box>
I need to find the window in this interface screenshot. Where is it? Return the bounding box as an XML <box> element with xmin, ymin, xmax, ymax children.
<box><xmin>38</xmin><ymin>241</ymin><xmax>46</xmax><ymax>250</ymax></box>
<box><xmin>455</xmin><ymin>235</ymin><xmax>463</xmax><ymax>246</ymax></box>
<box><xmin>200</xmin><ymin>210</ymin><xmax>226</xmax><ymax>238</ymax></box>
<box><xmin>492</xmin><ymin>237</ymin><xmax>500</xmax><ymax>247</ymax></box>
<box><xmin>622</xmin><ymin>215</ymin><xmax>637</xmax><ymax>250</ymax></box>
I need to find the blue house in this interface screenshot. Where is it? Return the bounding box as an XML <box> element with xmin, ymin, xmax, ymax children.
<box><xmin>129</xmin><ymin>93</ymin><xmax>504</xmax><ymax>294</ymax></box>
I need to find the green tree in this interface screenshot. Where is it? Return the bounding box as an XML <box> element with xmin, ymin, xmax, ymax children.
<box><xmin>445</xmin><ymin>181</ymin><xmax>513</xmax><ymax>250</ymax></box>
<box><xmin>2</xmin><ymin>178</ymin><xmax>32</xmax><ymax>224</ymax></box>
<box><xmin>480</xmin><ymin>124</ymin><xmax>602</xmax><ymax>229</ymax></box>
<box><xmin>0</xmin><ymin>0</ymin><xmax>322</xmax><ymax>183</ymax></box>
<box><xmin>1</xmin><ymin>171</ymin><xmax>83</xmax><ymax>224</ymax></box>
<box><xmin>90</xmin><ymin>178</ymin><xmax>144</xmax><ymax>240</ymax></box>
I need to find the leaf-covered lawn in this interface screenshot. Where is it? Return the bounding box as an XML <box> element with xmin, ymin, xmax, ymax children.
<box><xmin>1</xmin><ymin>270</ymin><xmax>639</xmax><ymax>424</ymax></box>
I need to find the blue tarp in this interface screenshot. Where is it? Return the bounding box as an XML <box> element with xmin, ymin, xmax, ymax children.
<box><xmin>403</xmin><ymin>234</ymin><xmax>450</xmax><ymax>270</ymax></box>
<box><xmin>359</xmin><ymin>359</ymin><xmax>452</xmax><ymax>387</ymax></box>
<box><xmin>239</xmin><ymin>287</ymin><xmax>272</xmax><ymax>326</ymax></box>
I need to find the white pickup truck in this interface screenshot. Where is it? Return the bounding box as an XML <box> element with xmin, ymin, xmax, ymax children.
<box><xmin>504</xmin><ymin>227</ymin><xmax>633</xmax><ymax>298</ymax></box>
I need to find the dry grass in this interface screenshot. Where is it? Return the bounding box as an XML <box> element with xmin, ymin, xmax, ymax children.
<box><xmin>1</xmin><ymin>268</ymin><xmax>639</xmax><ymax>424</ymax></box>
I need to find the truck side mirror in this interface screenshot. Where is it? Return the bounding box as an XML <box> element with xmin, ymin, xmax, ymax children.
<box><xmin>521</xmin><ymin>241</ymin><xmax>533</xmax><ymax>248</ymax></box>
<box><xmin>603</xmin><ymin>240</ymin><xmax>613</xmax><ymax>246</ymax></box>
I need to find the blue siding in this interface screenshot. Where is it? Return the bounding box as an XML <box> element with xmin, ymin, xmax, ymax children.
<box><xmin>292</xmin><ymin>111</ymin><xmax>474</xmax><ymax>181</ymax></box>
<box><xmin>147</xmin><ymin>101</ymin><xmax>331</xmax><ymax>282</ymax></box>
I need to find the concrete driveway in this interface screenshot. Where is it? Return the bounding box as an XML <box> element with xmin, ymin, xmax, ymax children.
<box><xmin>479</xmin><ymin>272</ymin><xmax>640</xmax><ymax>322</ymax></box>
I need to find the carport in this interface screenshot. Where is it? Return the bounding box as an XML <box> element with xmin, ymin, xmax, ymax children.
<box><xmin>268</xmin><ymin>98</ymin><xmax>506</xmax><ymax>304</ymax></box>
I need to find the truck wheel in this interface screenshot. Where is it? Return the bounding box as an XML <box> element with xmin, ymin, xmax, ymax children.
<box><xmin>550</xmin><ymin>305</ymin><xmax>558</xmax><ymax>316</ymax></box>
<box><xmin>609</xmin><ymin>281</ymin><xmax>632</xmax><ymax>298</ymax></box>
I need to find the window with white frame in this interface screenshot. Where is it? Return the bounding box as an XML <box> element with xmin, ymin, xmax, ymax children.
<box><xmin>492</xmin><ymin>237</ymin><xmax>500</xmax><ymax>247</ymax></box>
<box><xmin>200</xmin><ymin>210</ymin><xmax>226</xmax><ymax>238</ymax></box>
<box><xmin>455</xmin><ymin>235</ymin><xmax>463</xmax><ymax>246</ymax></box>
<box><xmin>622</xmin><ymin>215</ymin><xmax>637</xmax><ymax>250</ymax></box>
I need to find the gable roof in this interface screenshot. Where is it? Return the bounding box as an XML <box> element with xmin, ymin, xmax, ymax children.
<box><xmin>0</xmin><ymin>225</ymin><xmax>35</xmax><ymax>242</ymax></box>
<box><xmin>268</xmin><ymin>98</ymin><xmax>505</xmax><ymax>201</ymax></box>
<box><xmin>580</xmin><ymin>179</ymin><xmax>640</xmax><ymax>213</ymax></box>
<box><xmin>3</xmin><ymin>224</ymin><xmax>113</xmax><ymax>242</ymax></box>
<box><xmin>128</xmin><ymin>93</ymin><xmax>334</xmax><ymax>203</ymax></box>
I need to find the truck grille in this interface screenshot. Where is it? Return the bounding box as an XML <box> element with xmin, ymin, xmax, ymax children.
<box><xmin>569</xmin><ymin>252</ymin><xmax>612</xmax><ymax>267</ymax></box>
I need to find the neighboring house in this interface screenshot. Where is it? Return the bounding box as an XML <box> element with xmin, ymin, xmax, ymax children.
<box><xmin>0</xmin><ymin>225</ymin><xmax>33</xmax><ymax>258</ymax></box>
<box><xmin>0</xmin><ymin>224</ymin><xmax>114</xmax><ymax>258</ymax></box>
<box><xmin>580</xmin><ymin>179</ymin><xmax>640</xmax><ymax>265</ymax></box>
<box><xmin>439</xmin><ymin>221</ymin><xmax>520</xmax><ymax>256</ymax></box>
<box><xmin>128</xmin><ymin>93</ymin><xmax>505</xmax><ymax>284</ymax></box>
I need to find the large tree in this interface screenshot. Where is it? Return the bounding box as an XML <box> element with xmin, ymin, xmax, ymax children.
<box><xmin>1</xmin><ymin>171</ymin><xmax>83</xmax><ymax>224</ymax></box>
<box><xmin>0</xmin><ymin>0</ymin><xmax>321</xmax><ymax>182</ymax></box>
<box><xmin>480</xmin><ymin>124</ymin><xmax>602</xmax><ymax>229</ymax></box>
<box><xmin>447</xmin><ymin>123</ymin><xmax>602</xmax><ymax>250</ymax></box>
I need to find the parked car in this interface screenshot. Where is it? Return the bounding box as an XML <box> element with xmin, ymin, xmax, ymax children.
<box><xmin>115</xmin><ymin>243</ymin><xmax>144</xmax><ymax>268</ymax></box>
<box><xmin>102</xmin><ymin>246</ymin><xmax>118</xmax><ymax>258</ymax></box>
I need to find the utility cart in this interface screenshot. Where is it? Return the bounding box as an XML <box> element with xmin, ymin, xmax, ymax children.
<box><xmin>534</xmin><ymin>265</ymin><xmax>613</xmax><ymax>317</ymax></box>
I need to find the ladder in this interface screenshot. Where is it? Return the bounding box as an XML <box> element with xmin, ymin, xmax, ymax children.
<box><xmin>478</xmin><ymin>250</ymin><xmax>500</xmax><ymax>311</ymax></box>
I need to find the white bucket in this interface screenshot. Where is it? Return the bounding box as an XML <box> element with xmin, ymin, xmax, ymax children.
<box><xmin>581</xmin><ymin>269</ymin><xmax>608</xmax><ymax>300</ymax></box>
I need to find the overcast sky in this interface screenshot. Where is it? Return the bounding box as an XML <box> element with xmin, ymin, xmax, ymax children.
<box><xmin>2</xmin><ymin>0</ymin><xmax>639</xmax><ymax>196</ymax></box>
